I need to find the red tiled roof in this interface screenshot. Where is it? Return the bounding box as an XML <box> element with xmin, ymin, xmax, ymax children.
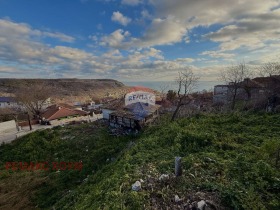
<box><xmin>46</xmin><ymin>103</ymin><xmax>75</xmax><ymax>110</ymax></box>
<box><xmin>127</xmin><ymin>86</ymin><xmax>155</xmax><ymax>93</ymax></box>
<box><xmin>41</xmin><ymin>105</ymin><xmax>88</xmax><ymax>121</ymax></box>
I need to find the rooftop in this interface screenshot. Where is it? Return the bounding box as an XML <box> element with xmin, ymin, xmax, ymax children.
<box><xmin>41</xmin><ymin>104</ymin><xmax>88</xmax><ymax>121</ymax></box>
<box><xmin>110</xmin><ymin>102</ymin><xmax>161</xmax><ymax>120</ymax></box>
<box><xmin>0</xmin><ymin>97</ymin><xmax>16</xmax><ymax>103</ymax></box>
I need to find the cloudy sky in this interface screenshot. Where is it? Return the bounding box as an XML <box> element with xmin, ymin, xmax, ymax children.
<box><xmin>0</xmin><ymin>0</ymin><xmax>280</xmax><ymax>82</ymax></box>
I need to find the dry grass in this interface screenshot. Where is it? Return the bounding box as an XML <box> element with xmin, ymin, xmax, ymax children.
<box><xmin>0</xmin><ymin>171</ymin><xmax>47</xmax><ymax>210</ymax></box>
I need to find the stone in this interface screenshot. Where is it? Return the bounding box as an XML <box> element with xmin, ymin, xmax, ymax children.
<box><xmin>195</xmin><ymin>192</ymin><xmax>206</xmax><ymax>200</ymax></box>
<box><xmin>197</xmin><ymin>200</ymin><xmax>206</xmax><ymax>210</ymax></box>
<box><xmin>205</xmin><ymin>200</ymin><xmax>217</xmax><ymax>210</ymax></box>
<box><xmin>174</xmin><ymin>195</ymin><xmax>181</xmax><ymax>203</ymax></box>
<box><xmin>205</xmin><ymin>157</ymin><xmax>216</xmax><ymax>163</ymax></box>
<box><xmin>132</xmin><ymin>181</ymin><xmax>141</xmax><ymax>191</ymax></box>
<box><xmin>140</xmin><ymin>179</ymin><xmax>144</xmax><ymax>183</ymax></box>
<box><xmin>159</xmin><ymin>174</ymin><xmax>169</xmax><ymax>181</ymax></box>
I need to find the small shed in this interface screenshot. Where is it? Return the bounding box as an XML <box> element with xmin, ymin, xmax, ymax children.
<box><xmin>109</xmin><ymin>102</ymin><xmax>160</xmax><ymax>130</ymax></box>
<box><xmin>101</xmin><ymin>98</ymin><xmax>125</xmax><ymax>120</ymax></box>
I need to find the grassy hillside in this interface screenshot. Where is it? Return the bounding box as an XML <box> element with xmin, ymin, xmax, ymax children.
<box><xmin>1</xmin><ymin>112</ymin><xmax>280</xmax><ymax>209</ymax></box>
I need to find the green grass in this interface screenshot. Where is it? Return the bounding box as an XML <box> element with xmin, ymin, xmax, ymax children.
<box><xmin>0</xmin><ymin>121</ymin><xmax>135</xmax><ymax>208</ymax></box>
<box><xmin>1</xmin><ymin>112</ymin><xmax>280</xmax><ymax>209</ymax></box>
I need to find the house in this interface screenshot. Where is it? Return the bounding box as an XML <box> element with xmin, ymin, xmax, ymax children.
<box><xmin>101</xmin><ymin>98</ymin><xmax>125</xmax><ymax>119</ymax></box>
<box><xmin>100</xmin><ymin>97</ymin><xmax>115</xmax><ymax>104</ymax></box>
<box><xmin>253</xmin><ymin>75</ymin><xmax>280</xmax><ymax>94</ymax></box>
<box><xmin>104</xmin><ymin>86</ymin><xmax>160</xmax><ymax>129</ymax></box>
<box><xmin>0</xmin><ymin>97</ymin><xmax>19</xmax><ymax>109</ymax></box>
<box><xmin>0</xmin><ymin>97</ymin><xmax>52</xmax><ymax>111</ymax></box>
<box><xmin>109</xmin><ymin>102</ymin><xmax>161</xmax><ymax>130</ymax></box>
<box><xmin>40</xmin><ymin>104</ymin><xmax>88</xmax><ymax>122</ymax></box>
<box><xmin>213</xmin><ymin>85</ymin><xmax>229</xmax><ymax>103</ymax></box>
<box><xmin>157</xmin><ymin>99</ymin><xmax>175</xmax><ymax>113</ymax></box>
<box><xmin>213</xmin><ymin>78</ymin><xmax>265</xmax><ymax>104</ymax></box>
<box><xmin>213</xmin><ymin>75</ymin><xmax>280</xmax><ymax>104</ymax></box>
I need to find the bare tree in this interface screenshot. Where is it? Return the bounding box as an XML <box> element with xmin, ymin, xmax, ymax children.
<box><xmin>220</xmin><ymin>62</ymin><xmax>252</xmax><ymax>110</ymax></box>
<box><xmin>171</xmin><ymin>69</ymin><xmax>199</xmax><ymax>121</ymax></box>
<box><xmin>259</xmin><ymin>62</ymin><xmax>280</xmax><ymax>77</ymax></box>
<box><xmin>159</xmin><ymin>83</ymin><xmax>170</xmax><ymax>99</ymax></box>
<box><xmin>166</xmin><ymin>90</ymin><xmax>177</xmax><ymax>102</ymax></box>
<box><xmin>15</xmin><ymin>82</ymin><xmax>52</xmax><ymax>117</ymax></box>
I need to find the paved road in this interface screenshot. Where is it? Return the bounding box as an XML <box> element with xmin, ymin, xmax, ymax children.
<box><xmin>0</xmin><ymin>134</ymin><xmax>17</xmax><ymax>144</ymax></box>
<box><xmin>0</xmin><ymin>114</ymin><xmax>103</xmax><ymax>144</ymax></box>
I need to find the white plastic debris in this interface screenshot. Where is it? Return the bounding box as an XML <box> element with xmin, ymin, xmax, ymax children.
<box><xmin>197</xmin><ymin>200</ymin><xmax>206</xmax><ymax>210</ymax></box>
<box><xmin>159</xmin><ymin>174</ymin><xmax>169</xmax><ymax>181</ymax></box>
<box><xmin>132</xmin><ymin>181</ymin><xmax>141</xmax><ymax>191</ymax></box>
<box><xmin>175</xmin><ymin>195</ymin><xmax>181</xmax><ymax>203</ymax></box>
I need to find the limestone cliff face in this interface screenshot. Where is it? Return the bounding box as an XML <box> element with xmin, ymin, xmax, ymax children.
<box><xmin>0</xmin><ymin>78</ymin><xmax>128</xmax><ymax>103</ymax></box>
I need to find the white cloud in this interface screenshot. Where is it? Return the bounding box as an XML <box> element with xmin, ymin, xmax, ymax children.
<box><xmin>0</xmin><ymin>66</ymin><xmax>21</xmax><ymax>73</ymax></box>
<box><xmin>205</xmin><ymin>10</ymin><xmax>280</xmax><ymax>52</ymax></box>
<box><xmin>2</xmin><ymin>0</ymin><xmax>280</xmax><ymax>82</ymax></box>
<box><xmin>149</xmin><ymin>0</ymin><xmax>279</xmax><ymax>27</ymax></box>
<box><xmin>0</xmin><ymin>19</ymin><xmax>182</xmax><ymax>80</ymax></box>
<box><xmin>143</xmin><ymin>0</ymin><xmax>280</xmax><ymax>54</ymax></box>
<box><xmin>175</xmin><ymin>58</ymin><xmax>195</xmax><ymax>63</ymax></box>
<box><xmin>111</xmin><ymin>11</ymin><xmax>132</xmax><ymax>26</ymax></box>
<box><xmin>141</xmin><ymin>10</ymin><xmax>152</xmax><ymax>19</ymax></box>
<box><xmin>132</xmin><ymin>16</ymin><xmax>188</xmax><ymax>47</ymax></box>
<box><xmin>122</xmin><ymin>0</ymin><xmax>142</xmax><ymax>6</ymax></box>
<box><xmin>145</xmin><ymin>48</ymin><xmax>164</xmax><ymax>59</ymax></box>
<box><xmin>100</xmin><ymin>29</ymin><xmax>131</xmax><ymax>48</ymax></box>
<box><xmin>0</xmin><ymin>19</ymin><xmax>75</xmax><ymax>43</ymax></box>
<box><xmin>200</xmin><ymin>51</ymin><xmax>235</xmax><ymax>59</ymax></box>
<box><xmin>42</xmin><ymin>31</ymin><xmax>75</xmax><ymax>42</ymax></box>
<box><xmin>0</xmin><ymin>19</ymin><xmax>114</xmax><ymax>78</ymax></box>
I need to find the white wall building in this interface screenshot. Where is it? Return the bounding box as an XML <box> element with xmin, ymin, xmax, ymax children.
<box><xmin>0</xmin><ymin>97</ymin><xmax>19</xmax><ymax>109</ymax></box>
<box><xmin>213</xmin><ymin>85</ymin><xmax>229</xmax><ymax>103</ymax></box>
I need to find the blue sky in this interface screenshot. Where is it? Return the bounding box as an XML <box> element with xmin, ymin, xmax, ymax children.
<box><xmin>0</xmin><ymin>0</ymin><xmax>280</xmax><ymax>81</ymax></box>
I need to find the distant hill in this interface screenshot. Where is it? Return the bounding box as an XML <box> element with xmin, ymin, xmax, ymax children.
<box><xmin>0</xmin><ymin>78</ymin><xmax>128</xmax><ymax>104</ymax></box>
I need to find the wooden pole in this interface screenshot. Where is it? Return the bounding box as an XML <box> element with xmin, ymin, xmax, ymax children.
<box><xmin>27</xmin><ymin>113</ymin><xmax>32</xmax><ymax>131</ymax></box>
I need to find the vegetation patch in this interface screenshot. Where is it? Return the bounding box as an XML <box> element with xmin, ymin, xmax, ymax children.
<box><xmin>1</xmin><ymin>113</ymin><xmax>280</xmax><ymax>209</ymax></box>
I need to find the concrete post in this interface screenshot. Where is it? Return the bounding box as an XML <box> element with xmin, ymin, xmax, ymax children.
<box><xmin>175</xmin><ymin>156</ymin><xmax>182</xmax><ymax>177</ymax></box>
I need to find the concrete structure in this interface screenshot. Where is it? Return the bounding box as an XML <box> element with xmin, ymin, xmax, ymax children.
<box><xmin>0</xmin><ymin>120</ymin><xmax>18</xmax><ymax>134</ymax></box>
<box><xmin>213</xmin><ymin>76</ymin><xmax>280</xmax><ymax>105</ymax></box>
<box><xmin>101</xmin><ymin>98</ymin><xmax>125</xmax><ymax>119</ymax></box>
<box><xmin>109</xmin><ymin>102</ymin><xmax>160</xmax><ymax>130</ymax></box>
<box><xmin>102</xmin><ymin>108</ymin><xmax>114</xmax><ymax>120</ymax></box>
<box><xmin>213</xmin><ymin>85</ymin><xmax>229</xmax><ymax>103</ymax></box>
